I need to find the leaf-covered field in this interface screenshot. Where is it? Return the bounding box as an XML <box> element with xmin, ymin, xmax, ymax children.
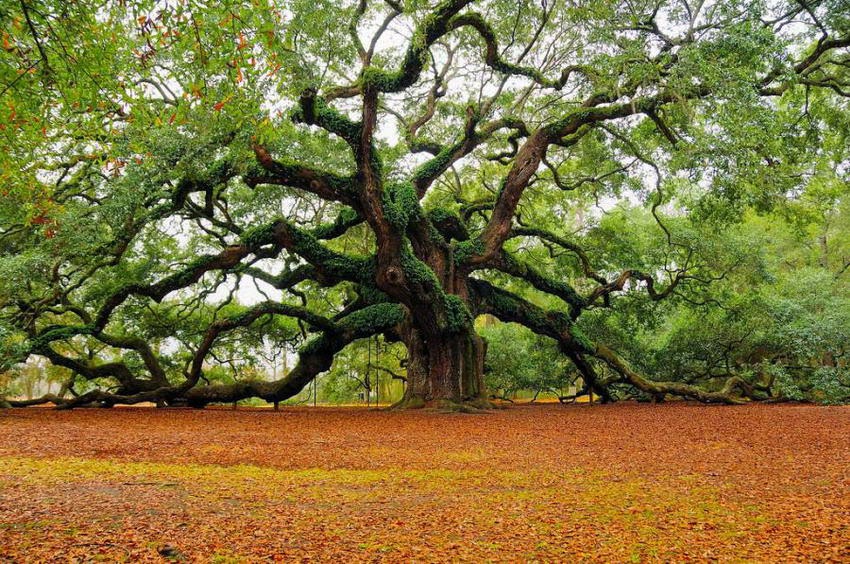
<box><xmin>0</xmin><ymin>403</ymin><xmax>848</xmax><ymax>562</ymax></box>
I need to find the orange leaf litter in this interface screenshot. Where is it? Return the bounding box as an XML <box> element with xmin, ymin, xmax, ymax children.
<box><xmin>0</xmin><ymin>403</ymin><xmax>848</xmax><ymax>562</ymax></box>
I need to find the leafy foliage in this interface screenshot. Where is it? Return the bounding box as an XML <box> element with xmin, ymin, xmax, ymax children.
<box><xmin>1</xmin><ymin>0</ymin><xmax>848</xmax><ymax>407</ymax></box>
<box><xmin>481</xmin><ymin>322</ymin><xmax>574</xmax><ymax>399</ymax></box>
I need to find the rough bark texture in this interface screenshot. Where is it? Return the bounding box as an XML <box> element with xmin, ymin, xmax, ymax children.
<box><xmin>399</xmin><ymin>326</ymin><xmax>487</xmax><ymax>408</ymax></box>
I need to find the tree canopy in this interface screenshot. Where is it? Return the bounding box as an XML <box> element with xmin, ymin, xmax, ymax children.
<box><xmin>1</xmin><ymin>0</ymin><xmax>848</xmax><ymax>409</ymax></box>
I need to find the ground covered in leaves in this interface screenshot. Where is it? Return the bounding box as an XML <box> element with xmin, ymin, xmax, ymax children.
<box><xmin>0</xmin><ymin>403</ymin><xmax>848</xmax><ymax>562</ymax></box>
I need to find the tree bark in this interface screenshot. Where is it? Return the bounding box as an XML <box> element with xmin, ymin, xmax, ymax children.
<box><xmin>396</xmin><ymin>320</ymin><xmax>488</xmax><ymax>409</ymax></box>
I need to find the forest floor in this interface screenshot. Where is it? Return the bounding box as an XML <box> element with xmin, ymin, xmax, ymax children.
<box><xmin>0</xmin><ymin>403</ymin><xmax>848</xmax><ymax>563</ymax></box>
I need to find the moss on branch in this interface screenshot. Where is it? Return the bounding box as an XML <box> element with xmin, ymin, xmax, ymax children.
<box><xmin>382</xmin><ymin>183</ymin><xmax>422</xmax><ymax>231</ymax></box>
<box><xmin>240</xmin><ymin>223</ymin><xmax>278</xmax><ymax>248</ymax></box>
<box><xmin>356</xmin><ymin>0</ymin><xmax>472</xmax><ymax>93</ymax></box>
<box><xmin>311</xmin><ymin>208</ymin><xmax>362</xmax><ymax>240</ymax></box>
<box><xmin>453</xmin><ymin>238</ymin><xmax>485</xmax><ymax>267</ymax></box>
<box><xmin>427</xmin><ymin>207</ymin><xmax>469</xmax><ymax>242</ymax></box>
<box><xmin>292</xmin><ymin>89</ymin><xmax>361</xmax><ymax>145</ymax></box>
<box><xmin>29</xmin><ymin>324</ymin><xmax>96</xmax><ymax>352</ymax></box>
<box><xmin>495</xmin><ymin>252</ymin><xmax>587</xmax><ymax>314</ymax></box>
<box><xmin>339</xmin><ymin>303</ymin><xmax>406</xmax><ymax>334</ymax></box>
<box><xmin>242</xmin><ymin>219</ymin><xmax>376</xmax><ymax>285</ymax></box>
<box><xmin>441</xmin><ymin>294</ymin><xmax>472</xmax><ymax>332</ymax></box>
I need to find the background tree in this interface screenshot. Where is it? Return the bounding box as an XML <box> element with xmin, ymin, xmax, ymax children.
<box><xmin>1</xmin><ymin>0</ymin><xmax>848</xmax><ymax>408</ymax></box>
<box><xmin>482</xmin><ymin>323</ymin><xmax>577</xmax><ymax>402</ymax></box>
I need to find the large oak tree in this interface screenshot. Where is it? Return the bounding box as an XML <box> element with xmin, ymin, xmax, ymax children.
<box><xmin>1</xmin><ymin>0</ymin><xmax>848</xmax><ymax>408</ymax></box>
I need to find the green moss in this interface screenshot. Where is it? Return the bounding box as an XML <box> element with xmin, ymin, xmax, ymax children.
<box><xmin>240</xmin><ymin>223</ymin><xmax>277</xmax><ymax>248</ymax></box>
<box><xmin>295</xmin><ymin>304</ymin><xmax>404</xmax><ymax>356</ymax></box>
<box><xmin>323</xmin><ymin>254</ymin><xmax>376</xmax><ymax>286</ymax></box>
<box><xmin>207</xmin><ymin>157</ymin><xmax>234</xmax><ymax>182</ymax></box>
<box><xmin>160</xmin><ymin>253</ymin><xmax>227</xmax><ymax>291</ymax></box>
<box><xmin>500</xmin><ymin>252</ymin><xmax>586</xmax><ymax>311</ymax></box>
<box><xmin>523</xmin><ymin>308</ymin><xmax>550</xmax><ymax>334</ymax></box>
<box><xmin>337</xmin><ymin>207</ymin><xmax>360</xmax><ymax>224</ymax></box>
<box><xmin>317</xmin><ymin>103</ymin><xmax>358</xmax><ymax>137</ymax></box>
<box><xmin>356</xmin><ymin>0</ymin><xmax>470</xmax><ymax>93</ymax></box>
<box><xmin>225</xmin><ymin>310</ymin><xmax>257</xmax><ymax>329</ymax></box>
<box><xmin>242</xmin><ymin>218</ymin><xmax>377</xmax><ymax>286</ymax></box>
<box><xmin>543</xmin><ymin>109</ymin><xmax>593</xmax><ymax>138</ymax></box>
<box><xmin>299</xmin><ymin>335</ymin><xmax>328</xmax><ymax>356</ymax></box>
<box><xmin>341</xmin><ymin>303</ymin><xmax>406</xmax><ymax>334</ymax></box>
<box><xmin>547</xmin><ymin>311</ymin><xmax>572</xmax><ymax>333</ymax></box>
<box><xmin>356</xmin><ymin>286</ymin><xmax>391</xmax><ymax>305</ymax></box>
<box><xmin>485</xmin><ymin>286</ymin><xmax>518</xmax><ymax>315</ymax></box>
<box><xmin>426</xmin><ymin>207</ymin><xmax>456</xmax><ymax>225</ymax></box>
<box><xmin>282</xmin><ymin>221</ymin><xmax>375</xmax><ymax>284</ymax></box>
<box><xmin>29</xmin><ymin>324</ymin><xmax>95</xmax><ymax>352</ymax></box>
<box><xmin>358</xmin><ymin>44</ymin><xmax>429</xmax><ymax>93</ymax></box>
<box><xmin>311</xmin><ymin>208</ymin><xmax>361</xmax><ymax>239</ymax></box>
<box><xmin>294</xmin><ymin>95</ymin><xmax>361</xmax><ymax>143</ymax></box>
<box><xmin>400</xmin><ymin>245</ymin><xmax>440</xmax><ymax>289</ymax></box>
<box><xmin>412</xmin><ymin>146</ymin><xmax>456</xmax><ymax>185</ymax></box>
<box><xmin>382</xmin><ymin>183</ymin><xmax>421</xmax><ymax>231</ymax></box>
<box><xmin>328</xmin><ymin>172</ymin><xmax>356</xmax><ymax>195</ymax></box>
<box><xmin>542</xmin><ymin>100</ymin><xmax>652</xmax><ymax>139</ymax></box>
<box><xmin>427</xmin><ymin>207</ymin><xmax>468</xmax><ymax>242</ymax></box>
<box><xmin>473</xmin><ymin>281</ymin><xmax>572</xmax><ymax>340</ymax></box>
<box><xmin>170</xmin><ymin>156</ymin><xmax>236</xmax><ymax>206</ymax></box>
<box><xmin>454</xmin><ymin>238</ymin><xmax>485</xmax><ymax>266</ymax></box>
<box><xmin>359</xmin><ymin>67</ymin><xmax>402</xmax><ymax>91</ymax></box>
<box><xmin>427</xmin><ymin>222</ymin><xmax>447</xmax><ymax>245</ymax></box>
<box><xmin>569</xmin><ymin>324</ymin><xmax>595</xmax><ymax>353</ymax></box>
<box><xmin>441</xmin><ymin>294</ymin><xmax>472</xmax><ymax>332</ymax></box>
<box><xmin>186</xmin><ymin>253</ymin><xmax>217</xmax><ymax>270</ymax></box>
<box><xmin>243</xmin><ymin>159</ymin><xmax>266</xmax><ymax>179</ymax></box>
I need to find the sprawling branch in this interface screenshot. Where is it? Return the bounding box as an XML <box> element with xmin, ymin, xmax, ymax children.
<box><xmin>593</xmin><ymin>344</ymin><xmax>771</xmax><ymax>405</ymax></box>
<box><xmin>293</xmin><ymin>88</ymin><xmax>362</xmax><ymax>146</ymax></box>
<box><xmin>585</xmin><ymin>269</ymin><xmax>685</xmax><ymax>306</ymax></box>
<box><xmin>486</xmin><ymin>252</ymin><xmax>586</xmax><ymax>315</ymax></box>
<box><xmin>15</xmin><ymin>300</ymin><xmax>407</xmax><ymax>409</ymax></box>
<box><xmin>509</xmin><ymin>227</ymin><xmax>607</xmax><ymax>285</ymax></box>
<box><xmin>411</xmin><ymin>116</ymin><xmax>529</xmax><ymax>197</ymax></box>
<box><xmin>470</xmin><ymin>278</ymin><xmax>768</xmax><ymax>405</ymax></box>
<box><xmin>469</xmin><ymin>278</ymin><xmax>609</xmax><ymax>400</ymax></box>
<box><xmin>182</xmin><ymin>303</ymin><xmax>406</xmax><ymax>406</ymax></box>
<box><xmin>249</xmin><ymin>144</ymin><xmax>359</xmax><ymax>207</ymax></box>
<box><xmin>40</xmin><ymin>217</ymin><xmax>375</xmax><ymax>340</ymax></box>
<box><xmin>446</xmin><ymin>12</ymin><xmax>588</xmax><ymax>90</ymax></box>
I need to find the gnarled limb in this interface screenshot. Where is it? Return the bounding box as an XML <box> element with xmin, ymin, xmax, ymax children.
<box><xmin>15</xmin><ymin>302</ymin><xmax>406</xmax><ymax>409</ymax></box>
<box><xmin>249</xmin><ymin>144</ymin><xmax>360</xmax><ymax>207</ymax></box>
<box><xmin>470</xmin><ymin>278</ymin><xmax>770</xmax><ymax>405</ymax></box>
<box><xmin>485</xmin><ymin>251</ymin><xmax>587</xmax><ymax>315</ymax></box>
<box><xmin>182</xmin><ymin>303</ymin><xmax>407</xmax><ymax>407</ymax></box>
<box><xmin>592</xmin><ymin>344</ymin><xmax>772</xmax><ymax>405</ymax></box>
<box><xmin>469</xmin><ymin>279</ymin><xmax>611</xmax><ymax>401</ymax></box>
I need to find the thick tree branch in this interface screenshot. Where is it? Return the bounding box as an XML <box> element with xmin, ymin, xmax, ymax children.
<box><xmin>249</xmin><ymin>144</ymin><xmax>359</xmax><ymax>207</ymax></box>
<box><xmin>487</xmin><ymin>251</ymin><xmax>587</xmax><ymax>315</ymax></box>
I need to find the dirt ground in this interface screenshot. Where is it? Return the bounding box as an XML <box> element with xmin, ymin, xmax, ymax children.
<box><xmin>0</xmin><ymin>402</ymin><xmax>848</xmax><ymax>562</ymax></box>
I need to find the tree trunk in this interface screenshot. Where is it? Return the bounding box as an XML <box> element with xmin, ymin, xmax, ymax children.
<box><xmin>396</xmin><ymin>324</ymin><xmax>488</xmax><ymax>409</ymax></box>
